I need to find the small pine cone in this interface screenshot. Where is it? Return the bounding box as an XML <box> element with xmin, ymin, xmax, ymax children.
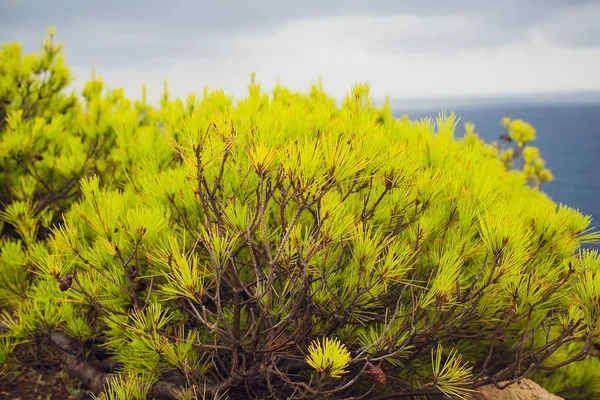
<box><xmin>367</xmin><ymin>362</ymin><xmax>387</xmax><ymax>386</ymax></box>
<box><xmin>592</xmin><ymin>342</ymin><xmax>600</xmax><ymax>356</ymax></box>
<box><xmin>59</xmin><ymin>276</ymin><xmax>73</xmax><ymax>292</ymax></box>
<box><xmin>134</xmin><ymin>279</ymin><xmax>147</xmax><ymax>293</ymax></box>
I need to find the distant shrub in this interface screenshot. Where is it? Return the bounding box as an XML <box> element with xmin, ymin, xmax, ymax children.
<box><xmin>1</xmin><ymin>30</ymin><xmax>599</xmax><ymax>400</ymax></box>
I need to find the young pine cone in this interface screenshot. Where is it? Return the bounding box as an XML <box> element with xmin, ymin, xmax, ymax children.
<box><xmin>134</xmin><ymin>279</ymin><xmax>147</xmax><ymax>293</ymax></box>
<box><xmin>367</xmin><ymin>362</ymin><xmax>387</xmax><ymax>385</ymax></box>
<box><xmin>59</xmin><ymin>276</ymin><xmax>73</xmax><ymax>292</ymax></box>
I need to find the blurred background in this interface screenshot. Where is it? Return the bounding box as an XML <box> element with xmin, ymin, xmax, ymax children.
<box><xmin>2</xmin><ymin>0</ymin><xmax>599</xmax><ymax>228</ymax></box>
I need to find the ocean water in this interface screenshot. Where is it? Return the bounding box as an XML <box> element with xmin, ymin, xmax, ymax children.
<box><xmin>392</xmin><ymin>104</ymin><xmax>600</xmax><ymax>233</ymax></box>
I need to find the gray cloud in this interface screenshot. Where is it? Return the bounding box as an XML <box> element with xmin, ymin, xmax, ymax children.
<box><xmin>0</xmin><ymin>0</ymin><xmax>488</xmax><ymax>33</ymax></box>
<box><xmin>1</xmin><ymin>0</ymin><xmax>599</xmax><ymax>70</ymax></box>
<box><xmin>370</xmin><ymin>1</ymin><xmax>600</xmax><ymax>53</ymax></box>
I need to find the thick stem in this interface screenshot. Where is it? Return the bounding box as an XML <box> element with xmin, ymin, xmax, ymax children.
<box><xmin>49</xmin><ymin>329</ymin><xmax>178</xmax><ymax>399</ymax></box>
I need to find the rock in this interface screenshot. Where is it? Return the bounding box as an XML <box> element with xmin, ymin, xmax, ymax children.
<box><xmin>473</xmin><ymin>378</ymin><xmax>563</xmax><ymax>400</ymax></box>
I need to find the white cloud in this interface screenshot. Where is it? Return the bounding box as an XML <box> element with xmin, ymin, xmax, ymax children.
<box><xmin>64</xmin><ymin>13</ymin><xmax>600</xmax><ymax>105</ymax></box>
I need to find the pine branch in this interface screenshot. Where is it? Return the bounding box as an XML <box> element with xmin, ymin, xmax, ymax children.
<box><xmin>49</xmin><ymin>329</ymin><xmax>179</xmax><ymax>399</ymax></box>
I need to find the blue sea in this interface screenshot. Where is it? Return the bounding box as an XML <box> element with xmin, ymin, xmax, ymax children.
<box><xmin>392</xmin><ymin>104</ymin><xmax>600</xmax><ymax>234</ymax></box>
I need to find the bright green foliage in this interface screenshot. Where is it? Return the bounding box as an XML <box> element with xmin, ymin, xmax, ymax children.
<box><xmin>431</xmin><ymin>344</ymin><xmax>474</xmax><ymax>400</ymax></box>
<box><xmin>0</xmin><ymin>29</ymin><xmax>76</xmax><ymax>126</ymax></box>
<box><xmin>493</xmin><ymin>116</ymin><xmax>555</xmax><ymax>188</ymax></box>
<box><xmin>508</xmin><ymin>119</ymin><xmax>536</xmax><ymax>146</ymax></box>
<box><xmin>534</xmin><ymin>339</ymin><xmax>600</xmax><ymax>398</ymax></box>
<box><xmin>92</xmin><ymin>372</ymin><xmax>154</xmax><ymax>400</ymax></box>
<box><xmin>1</xmin><ymin>31</ymin><xmax>600</xmax><ymax>400</ymax></box>
<box><xmin>306</xmin><ymin>337</ymin><xmax>351</xmax><ymax>379</ymax></box>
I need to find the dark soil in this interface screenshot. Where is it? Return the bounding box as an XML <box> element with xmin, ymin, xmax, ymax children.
<box><xmin>0</xmin><ymin>345</ymin><xmax>92</xmax><ymax>400</ymax></box>
<box><xmin>0</xmin><ymin>366</ymin><xmax>92</xmax><ymax>400</ymax></box>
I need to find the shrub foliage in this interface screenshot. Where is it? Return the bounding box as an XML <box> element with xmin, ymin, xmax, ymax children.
<box><xmin>1</xmin><ymin>31</ymin><xmax>600</xmax><ymax>400</ymax></box>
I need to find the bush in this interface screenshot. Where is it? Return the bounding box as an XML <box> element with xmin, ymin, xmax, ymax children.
<box><xmin>1</xmin><ymin>30</ymin><xmax>600</xmax><ymax>400</ymax></box>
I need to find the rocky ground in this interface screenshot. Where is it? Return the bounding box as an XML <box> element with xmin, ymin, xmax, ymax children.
<box><xmin>475</xmin><ymin>379</ymin><xmax>563</xmax><ymax>400</ymax></box>
<box><xmin>0</xmin><ymin>371</ymin><xmax>562</xmax><ymax>400</ymax></box>
<box><xmin>0</xmin><ymin>344</ymin><xmax>562</xmax><ymax>400</ymax></box>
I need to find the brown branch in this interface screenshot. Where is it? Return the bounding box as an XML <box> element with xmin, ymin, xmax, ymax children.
<box><xmin>50</xmin><ymin>329</ymin><xmax>178</xmax><ymax>398</ymax></box>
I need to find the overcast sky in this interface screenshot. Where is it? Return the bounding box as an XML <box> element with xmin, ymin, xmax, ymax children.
<box><xmin>2</xmin><ymin>0</ymin><xmax>600</xmax><ymax>104</ymax></box>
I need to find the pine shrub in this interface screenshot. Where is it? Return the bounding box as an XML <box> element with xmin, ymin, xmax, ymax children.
<box><xmin>1</xmin><ymin>30</ymin><xmax>600</xmax><ymax>400</ymax></box>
